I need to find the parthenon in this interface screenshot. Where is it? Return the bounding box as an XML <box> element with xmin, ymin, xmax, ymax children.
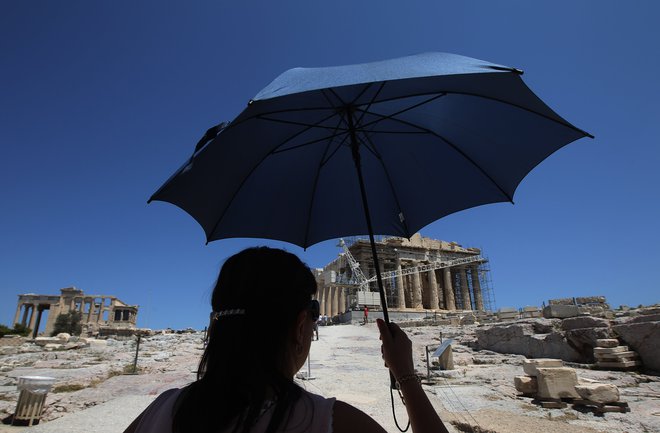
<box><xmin>314</xmin><ymin>234</ymin><xmax>493</xmax><ymax>319</ymax></box>
<box><xmin>13</xmin><ymin>287</ymin><xmax>138</xmax><ymax>338</ymax></box>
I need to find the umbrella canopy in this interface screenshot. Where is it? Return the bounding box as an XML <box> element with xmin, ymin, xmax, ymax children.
<box><xmin>150</xmin><ymin>52</ymin><xmax>591</xmax><ymax>252</ymax></box>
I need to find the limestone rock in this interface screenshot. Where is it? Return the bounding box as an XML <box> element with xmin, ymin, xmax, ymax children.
<box><xmin>575</xmin><ymin>383</ymin><xmax>619</xmax><ymax>403</ymax></box>
<box><xmin>56</xmin><ymin>333</ymin><xmax>72</xmax><ymax>341</ymax></box>
<box><xmin>514</xmin><ymin>376</ymin><xmax>537</xmax><ymax>394</ymax></box>
<box><xmin>475</xmin><ymin>323</ymin><xmax>583</xmax><ymax>362</ymax></box>
<box><xmin>594</xmin><ymin>346</ymin><xmax>627</xmax><ymax>354</ymax></box>
<box><xmin>86</xmin><ymin>339</ymin><xmax>108</xmax><ymax>351</ymax></box>
<box><xmin>530</xmin><ymin>320</ymin><xmax>557</xmax><ymax>334</ymax></box>
<box><xmin>535</xmin><ymin>367</ymin><xmax>580</xmax><ymax>399</ymax></box>
<box><xmin>460</xmin><ymin>314</ymin><xmax>476</xmax><ymax>325</ymax></box>
<box><xmin>575</xmin><ymin>296</ymin><xmax>608</xmax><ymax>305</ymax></box>
<box><xmin>564</xmin><ymin>327</ymin><xmax>612</xmax><ymax>362</ymax></box>
<box><xmin>596</xmin><ymin>338</ymin><xmax>619</xmax><ymax>348</ymax></box>
<box><xmin>153</xmin><ymin>352</ymin><xmax>170</xmax><ymax>362</ymax></box>
<box><xmin>44</xmin><ymin>343</ymin><xmax>64</xmax><ymax>350</ymax></box>
<box><xmin>627</xmin><ymin>313</ymin><xmax>660</xmax><ymax>324</ymax></box>
<box><xmin>34</xmin><ymin>337</ymin><xmax>63</xmax><ymax>346</ymax></box>
<box><xmin>561</xmin><ymin>316</ymin><xmax>610</xmax><ymax>331</ymax></box>
<box><xmin>612</xmin><ymin>320</ymin><xmax>660</xmax><ymax>372</ymax></box>
<box><xmin>522</xmin><ymin>358</ymin><xmax>563</xmax><ymax>376</ymax></box>
<box><xmin>543</xmin><ymin>305</ymin><xmax>579</xmax><ymax>319</ymax></box>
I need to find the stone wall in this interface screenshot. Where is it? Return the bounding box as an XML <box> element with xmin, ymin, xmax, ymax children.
<box><xmin>476</xmin><ymin>308</ymin><xmax>660</xmax><ymax>374</ymax></box>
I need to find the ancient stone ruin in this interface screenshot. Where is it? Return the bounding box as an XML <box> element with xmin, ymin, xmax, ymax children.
<box><xmin>13</xmin><ymin>287</ymin><xmax>138</xmax><ymax>338</ymax></box>
<box><xmin>315</xmin><ymin>234</ymin><xmax>494</xmax><ymax>319</ymax></box>
<box><xmin>475</xmin><ymin>303</ymin><xmax>660</xmax><ymax>374</ymax></box>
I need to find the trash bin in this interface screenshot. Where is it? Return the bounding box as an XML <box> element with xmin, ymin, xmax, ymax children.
<box><xmin>12</xmin><ymin>376</ymin><xmax>56</xmax><ymax>426</ymax></box>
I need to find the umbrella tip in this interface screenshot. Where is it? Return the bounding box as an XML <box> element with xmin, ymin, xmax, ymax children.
<box><xmin>487</xmin><ymin>65</ymin><xmax>523</xmax><ymax>75</ymax></box>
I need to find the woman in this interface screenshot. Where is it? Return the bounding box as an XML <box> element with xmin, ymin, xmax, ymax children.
<box><xmin>124</xmin><ymin>247</ymin><xmax>448</xmax><ymax>433</ymax></box>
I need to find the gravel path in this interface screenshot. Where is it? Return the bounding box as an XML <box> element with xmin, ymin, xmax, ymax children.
<box><xmin>0</xmin><ymin>395</ymin><xmax>154</xmax><ymax>433</ymax></box>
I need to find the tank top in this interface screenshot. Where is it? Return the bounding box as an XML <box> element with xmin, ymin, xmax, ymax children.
<box><xmin>131</xmin><ymin>387</ymin><xmax>336</xmax><ymax>433</ymax></box>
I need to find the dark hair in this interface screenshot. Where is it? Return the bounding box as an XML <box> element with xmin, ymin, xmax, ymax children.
<box><xmin>173</xmin><ymin>247</ymin><xmax>317</xmax><ymax>433</ymax></box>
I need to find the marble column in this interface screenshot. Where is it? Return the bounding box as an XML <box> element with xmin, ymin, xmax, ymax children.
<box><xmin>339</xmin><ymin>288</ymin><xmax>346</xmax><ymax>315</ymax></box>
<box><xmin>331</xmin><ymin>287</ymin><xmax>339</xmax><ymax>317</ymax></box>
<box><xmin>459</xmin><ymin>268</ymin><xmax>472</xmax><ymax>310</ymax></box>
<box><xmin>321</xmin><ymin>287</ymin><xmax>330</xmax><ymax>316</ymax></box>
<box><xmin>470</xmin><ymin>266</ymin><xmax>484</xmax><ymax>311</ymax></box>
<box><xmin>319</xmin><ymin>288</ymin><xmax>326</xmax><ymax>318</ymax></box>
<box><xmin>33</xmin><ymin>308</ymin><xmax>44</xmax><ymax>338</ymax></box>
<box><xmin>21</xmin><ymin>305</ymin><xmax>30</xmax><ymax>326</ymax></box>
<box><xmin>13</xmin><ymin>303</ymin><xmax>22</xmax><ymax>326</ymax></box>
<box><xmin>427</xmin><ymin>268</ymin><xmax>439</xmax><ymax>310</ymax></box>
<box><xmin>443</xmin><ymin>268</ymin><xmax>456</xmax><ymax>310</ymax></box>
<box><xmin>404</xmin><ymin>274</ymin><xmax>412</xmax><ymax>307</ymax></box>
<box><xmin>436</xmin><ymin>270</ymin><xmax>445</xmax><ymax>309</ymax></box>
<box><xmin>96</xmin><ymin>299</ymin><xmax>104</xmax><ymax>323</ymax></box>
<box><xmin>29</xmin><ymin>305</ymin><xmax>38</xmax><ymax>331</ymax></box>
<box><xmin>412</xmin><ymin>265</ymin><xmax>423</xmax><ymax>309</ymax></box>
<box><xmin>395</xmin><ymin>258</ymin><xmax>406</xmax><ymax>309</ymax></box>
<box><xmin>86</xmin><ymin>298</ymin><xmax>94</xmax><ymax>323</ymax></box>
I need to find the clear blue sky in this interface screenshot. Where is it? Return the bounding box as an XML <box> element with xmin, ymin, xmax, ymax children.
<box><xmin>2</xmin><ymin>1</ymin><xmax>658</xmax><ymax>330</ymax></box>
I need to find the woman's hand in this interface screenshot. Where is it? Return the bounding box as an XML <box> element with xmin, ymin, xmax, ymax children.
<box><xmin>376</xmin><ymin>319</ymin><xmax>415</xmax><ymax>380</ymax></box>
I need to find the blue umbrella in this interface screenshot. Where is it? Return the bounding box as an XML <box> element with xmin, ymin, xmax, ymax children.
<box><xmin>149</xmin><ymin>52</ymin><xmax>592</xmax><ymax>323</ymax></box>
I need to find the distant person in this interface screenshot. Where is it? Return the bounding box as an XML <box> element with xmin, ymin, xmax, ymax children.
<box><xmin>313</xmin><ymin>317</ymin><xmax>319</xmax><ymax>341</ymax></box>
<box><xmin>364</xmin><ymin>305</ymin><xmax>369</xmax><ymax>324</ymax></box>
<box><xmin>124</xmin><ymin>247</ymin><xmax>448</xmax><ymax>433</ymax></box>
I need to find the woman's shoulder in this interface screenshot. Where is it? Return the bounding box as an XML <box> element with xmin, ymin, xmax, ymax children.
<box><xmin>299</xmin><ymin>389</ymin><xmax>335</xmax><ymax>407</ymax></box>
<box><xmin>332</xmin><ymin>400</ymin><xmax>387</xmax><ymax>433</ymax></box>
<box><xmin>123</xmin><ymin>388</ymin><xmax>183</xmax><ymax>433</ymax></box>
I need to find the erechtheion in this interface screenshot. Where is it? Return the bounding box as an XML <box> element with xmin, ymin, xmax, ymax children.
<box><xmin>13</xmin><ymin>287</ymin><xmax>138</xmax><ymax>337</ymax></box>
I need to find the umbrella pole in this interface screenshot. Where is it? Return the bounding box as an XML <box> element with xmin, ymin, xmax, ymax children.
<box><xmin>349</xmin><ymin>113</ymin><xmax>400</xmax><ymax>393</ymax></box>
<box><xmin>348</xmin><ymin>111</ymin><xmax>390</xmax><ymax>324</ymax></box>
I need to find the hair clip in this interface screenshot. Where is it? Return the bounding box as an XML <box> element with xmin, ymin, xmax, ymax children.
<box><xmin>210</xmin><ymin>309</ymin><xmax>246</xmax><ymax>320</ymax></box>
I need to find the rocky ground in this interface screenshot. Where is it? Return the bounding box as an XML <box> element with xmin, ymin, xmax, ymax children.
<box><xmin>0</xmin><ymin>322</ymin><xmax>659</xmax><ymax>433</ymax></box>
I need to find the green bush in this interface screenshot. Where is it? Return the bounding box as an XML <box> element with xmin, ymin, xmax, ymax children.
<box><xmin>0</xmin><ymin>324</ymin><xmax>12</xmax><ymax>338</ymax></box>
<box><xmin>0</xmin><ymin>323</ymin><xmax>32</xmax><ymax>337</ymax></box>
<box><xmin>11</xmin><ymin>323</ymin><xmax>31</xmax><ymax>337</ymax></box>
<box><xmin>51</xmin><ymin>311</ymin><xmax>82</xmax><ymax>336</ymax></box>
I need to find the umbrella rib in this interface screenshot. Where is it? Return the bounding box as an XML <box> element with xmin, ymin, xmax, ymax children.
<box><xmin>265</xmin><ymin>110</ymin><xmax>342</xmax><ymax>154</ymax></box>
<box><xmin>235</xmin><ymin>85</ymin><xmax>590</xmax><ymax>140</ymax></box>
<box><xmin>355</xmin><ymin>93</ymin><xmax>448</xmax><ymax>131</ymax></box>
<box><xmin>363</xmin><ymin>109</ymin><xmax>515</xmax><ymax>202</ymax></box>
<box><xmin>351</xmin><ymin>93</ymin><xmax>447</xmax><ymax>158</ymax></box>
<box><xmin>359</xmin><ymin>132</ymin><xmax>413</xmax><ymax>238</ymax></box>
<box><xmin>320</xmin><ymin>120</ymin><xmax>352</xmax><ymax>167</ymax></box>
<box><xmin>449</xmin><ymin>90</ymin><xmax>593</xmax><ymax>138</ymax></box>
<box><xmin>302</xmin><ymin>124</ymin><xmax>344</xmax><ymax>247</ymax></box>
<box><xmin>350</xmin><ymin>89</ymin><xmax>592</xmax><ymax>138</ymax></box>
<box><xmin>271</xmin><ymin>130</ymin><xmax>347</xmax><ymax>155</ymax></box>
<box><xmin>354</xmin><ymin>81</ymin><xmax>387</xmax><ymax>131</ymax></box>
<box><xmin>206</xmin><ymin>112</ymin><xmax>343</xmax><ymax>240</ymax></box>
<box><xmin>322</xmin><ymin>88</ymin><xmax>345</xmax><ymax>109</ymax></box>
<box><xmin>257</xmin><ymin>115</ymin><xmax>348</xmax><ymax>132</ymax></box>
<box><xmin>316</xmin><ymin>83</ymin><xmax>388</xmax><ymax>162</ymax></box>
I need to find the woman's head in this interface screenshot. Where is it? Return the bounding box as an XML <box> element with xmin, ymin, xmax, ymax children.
<box><xmin>203</xmin><ymin>247</ymin><xmax>318</xmax><ymax>379</ymax></box>
<box><xmin>174</xmin><ymin>247</ymin><xmax>318</xmax><ymax>433</ymax></box>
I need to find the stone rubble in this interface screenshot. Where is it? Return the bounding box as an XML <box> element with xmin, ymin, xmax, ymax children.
<box><xmin>1</xmin><ymin>320</ymin><xmax>659</xmax><ymax>433</ymax></box>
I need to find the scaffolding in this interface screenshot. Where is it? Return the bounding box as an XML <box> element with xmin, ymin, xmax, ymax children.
<box><xmin>332</xmin><ymin>237</ymin><xmax>496</xmax><ymax>312</ymax></box>
<box><xmin>478</xmin><ymin>254</ymin><xmax>496</xmax><ymax>312</ymax></box>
